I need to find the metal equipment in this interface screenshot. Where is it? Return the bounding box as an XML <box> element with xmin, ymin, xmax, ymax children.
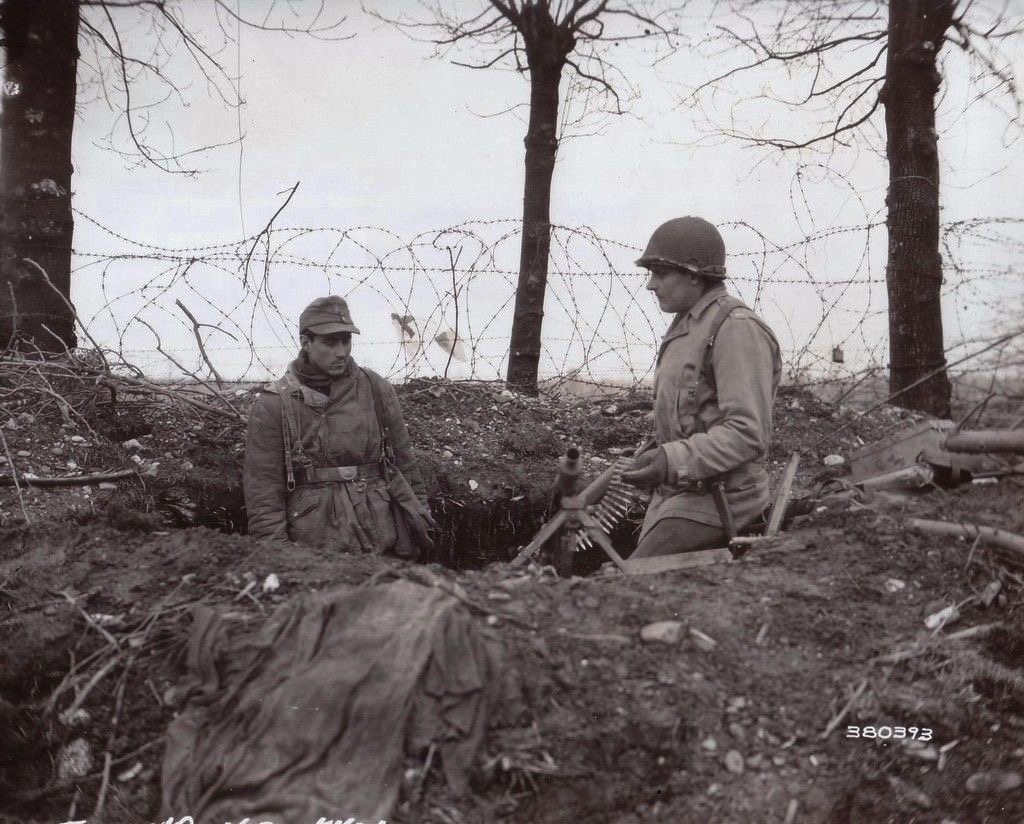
<box><xmin>511</xmin><ymin>438</ymin><xmax>654</xmax><ymax>574</ymax></box>
<box><xmin>849</xmin><ymin>421</ymin><xmax>1024</xmax><ymax>489</ymax></box>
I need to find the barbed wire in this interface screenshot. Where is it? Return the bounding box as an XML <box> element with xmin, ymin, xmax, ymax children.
<box><xmin>68</xmin><ymin>210</ymin><xmax>1023</xmax><ymax>409</ymax></box>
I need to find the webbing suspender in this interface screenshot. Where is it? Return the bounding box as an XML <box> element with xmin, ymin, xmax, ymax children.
<box><xmin>361</xmin><ymin>368</ymin><xmax>393</xmax><ymax>483</ymax></box>
<box><xmin>281</xmin><ymin>391</ymin><xmax>310</xmax><ymax>492</ymax></box>
<box><xmin>694</xmin><ymin>301</ymin><xmax>741</xmax><ymax>540</ymax></box>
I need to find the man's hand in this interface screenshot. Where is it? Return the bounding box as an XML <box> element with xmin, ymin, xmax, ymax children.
<box><xmin>621</xmin><ymin>447</ymin><xmax>669</xmax><ymax>489</ymax></box>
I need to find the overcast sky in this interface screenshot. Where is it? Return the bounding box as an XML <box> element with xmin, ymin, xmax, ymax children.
<box><xmin>29</xmin><ymin>1</ymin><xmax>1024</xmax><ymax>381</ymax></box>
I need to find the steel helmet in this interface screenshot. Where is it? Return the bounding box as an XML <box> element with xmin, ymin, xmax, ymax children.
<box><xmin>636</xmin><ymin>216</ymin><xmax>727</xmax><ymax>279</ymax></box>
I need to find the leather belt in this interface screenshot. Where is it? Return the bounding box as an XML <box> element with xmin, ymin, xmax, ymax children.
<box><xmin>295</xmin><ymin>463</ymin><xmax>381</xmax><ymax>484</ymax></box>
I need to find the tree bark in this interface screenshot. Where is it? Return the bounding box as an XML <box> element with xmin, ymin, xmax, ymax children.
<box><xmin>0</xmin><ymin>0</ymin><xmax>80</xmax><ymax>351</ymax></box>
<box><xmin>881</xmin><ymin>0</ymin><xmax>954</xmax><ymax>417</ymax></box>
<box><xmin>505</xmin><ymin>4</ymin><xmax>572</xmax><ymax>394</ymax></box>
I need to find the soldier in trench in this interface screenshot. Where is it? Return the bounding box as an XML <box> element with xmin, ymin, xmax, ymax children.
<box><xmin>243</xmin><ymin>296</ymin><xmax>434</xmax><ymax>556</ymax></box>
<box><xmin>621</xmin><ymin>217</ymin><xmax>783</xmax><ymax>556</ymax></box>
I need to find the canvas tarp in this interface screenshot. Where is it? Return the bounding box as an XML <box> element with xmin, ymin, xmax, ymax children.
<box><xmin>161</xmin><ymin>578</ymin><xmax>506</xmax><ymax>824</ymax></box>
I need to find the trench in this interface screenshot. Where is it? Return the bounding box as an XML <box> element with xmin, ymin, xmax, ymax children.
<box><xmin>139</xmin><ymin>472</ymin><xmax>643</xmax><ymax>571</ymax></box>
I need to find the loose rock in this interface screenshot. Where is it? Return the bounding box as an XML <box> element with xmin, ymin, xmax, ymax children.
<box><xmin>965</xmin><ymin>770</ymin><xmax>1022</xmax><ymax>794</ymax></box>
<box><xmin>640</xmin><ymin>621</ymin><xmax>684</xmax><ymax>645</ymax></box>
<box><xmin>690</xmin><ymin>627</ymin><xmax>718</xmax><ymax>650</ymax></box>
<box><xmin>724</xmin><ymin>750</ymin><xmax>745</xmax><ymax>774</ymax></box>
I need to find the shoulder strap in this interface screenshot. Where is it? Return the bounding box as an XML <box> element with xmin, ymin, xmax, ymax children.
<box><xmin>693</xmin><ymin>301</ymin><xmax>742</xmax><ymax>436</ymax></box>
<box><xmin>361</xmin><ymin>369</ymin><xmax>394</xmax><ymax>470</ymax></box>
<box><xmin>701</xmin><ymin>300</ymin><xmax>742</xmax><ymax>397</ymax></box>
<box><xmin>280</xmin><ymin>391</ymin><xmax>309</xmax><ymax>491</ymax></box>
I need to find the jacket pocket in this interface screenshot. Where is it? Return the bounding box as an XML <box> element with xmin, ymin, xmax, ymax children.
<box><xmin>286</xmin><ymin>489</ymin><xmax>327</xmax><ymax>547</ymax></box>
<box><xmin>675</xmin><ymin>386</ymin><xmax>699</xmax><ymax>437</ymax></box>
<box><xmin>365</xmin><ymin>482</ymin><xmax>397</xmax><ymax>553</ymax></box>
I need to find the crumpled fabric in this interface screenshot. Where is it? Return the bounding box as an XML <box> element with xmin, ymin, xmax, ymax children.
<box><xmin>161</xmin><ymin>580</ymin><xmax>506</xmax><ymax>824</ymax></box>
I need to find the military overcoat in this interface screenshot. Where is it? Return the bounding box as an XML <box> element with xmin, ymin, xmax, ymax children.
<box><xmin>243</xmin><ymin>362</ymin><xmax>427</xmax><ymax>552</ymax></box>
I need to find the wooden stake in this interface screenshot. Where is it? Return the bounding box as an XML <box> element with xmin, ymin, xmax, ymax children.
<box><xmin>766</xmin><ymin>453</ymin><xmax>800</xmax><ymax>536</ymax></box>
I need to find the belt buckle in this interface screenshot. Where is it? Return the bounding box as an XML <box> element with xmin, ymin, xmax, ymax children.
<box><xmin>339</xmin><ymin>466</ymin><xmax>357</xmax><ymax>482</ymax></box>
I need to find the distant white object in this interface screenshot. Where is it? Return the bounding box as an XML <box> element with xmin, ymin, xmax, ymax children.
<box><xmin>390</xmin><ymin>313</ymin><xmax>422</xmax><ymax>361</ymax></box>
<box><xmin>262</xmin><ymin>573</ymin><xmax>281</xmax><ymax>593</ymax></box>
<box><xmin>435</xmin><ymin>329</ymin><xmax>467</xmax><ymax>362</ymax></box>
<box><xmin>823</xmin><ymin>454</ymin><xmax>845</xmax><ymax>466</ymax></box>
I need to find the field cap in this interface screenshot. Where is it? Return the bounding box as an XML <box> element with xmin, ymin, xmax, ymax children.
<box><xmin>299</xmin><ymin>296</ymin><xmax>360</xmax><ymax>335</ymax></box>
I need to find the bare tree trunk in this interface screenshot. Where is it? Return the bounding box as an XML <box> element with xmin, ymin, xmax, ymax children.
<box><xmin>880</xmin><ymin>0</ymin><xmax>954</xmax><ymax>417</ymax></box>
<box><xmin>0</xmin><ymin>0</ymin><xmax>80</xmax><ymax>351</ymax></box>
<box><xmin>505</xmin><ymin>4</ymin><xmax>571</xmax><ymax>395</ymax></box>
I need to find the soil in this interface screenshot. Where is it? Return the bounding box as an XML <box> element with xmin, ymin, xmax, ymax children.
<box><xmin>1</xmin><ymin>372</ymin><xmax>1023</xmax><ymax>823</ymax></box>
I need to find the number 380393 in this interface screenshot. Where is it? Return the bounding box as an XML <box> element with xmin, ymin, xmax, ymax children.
<box><xmin>846</xmin><ymin>725</ymin><xmax>932</xmax><ymax>741</ymax></box>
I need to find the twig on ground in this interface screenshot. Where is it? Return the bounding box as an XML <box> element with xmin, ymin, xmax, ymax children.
<box><xmin>819</xmin><ymin>679</ymin><xmax>868</xmax><ymax>740</ymax></box>
<box><xmin>58</xmin><ymin>590</ymin><xmax>120</xmax><ymax>648</ymax></box>
<box><xmin>0</xmin><ymin>425</ymin><xmax>30</xmax><ymax>522</ymax></box>
<box><xmin>908</xmin><ymin>519</ymin><xmax>1024</xmax><ymax>563</ymax></box>
<box><xmin>11</xmin><ymin>740</ymin><xmax>162</xmax><ymax>804</ymax></box>
<box><xmin>0</xmin><ymin>469</ymin><xmax>138</xmax><ymax>488</ymax></box>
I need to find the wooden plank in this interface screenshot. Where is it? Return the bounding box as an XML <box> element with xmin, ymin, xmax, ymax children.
<box><xmin>624</xmin><ymin>547</ymin><xmax>735</xmax><ymax>575</ymax></box>
<box><xmin>765</xmin><ymin>452</ymin><xmax>801</xmax><ymax>536</ymax></box>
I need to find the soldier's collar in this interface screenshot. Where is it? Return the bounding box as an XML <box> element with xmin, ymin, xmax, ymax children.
<box><xmin>663</xmin><ymin>284</ymin><xmax>729</xmax><ymax>341</ymax></box>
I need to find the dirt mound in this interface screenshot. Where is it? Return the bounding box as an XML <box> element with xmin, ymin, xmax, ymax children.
<box><xmin>2</xmin><ymin>365</ymin><xmax>1023</xmax><ymax>822</ymax></box>
<box><xmin>2</xmin><ymin>479</ymin><xmax>1023</xmax><ymax>823</ymax></box>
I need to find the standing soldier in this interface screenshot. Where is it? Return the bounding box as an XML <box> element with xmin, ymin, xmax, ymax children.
<box><xmin>244</xmin><ymin>296</ymin><xmax>434</xmax><ymax>555</ymax></box>
<box><xmin>622</xmin><ymin>217</ymin><xmax>782</xmax><ymax>557</ymax></box>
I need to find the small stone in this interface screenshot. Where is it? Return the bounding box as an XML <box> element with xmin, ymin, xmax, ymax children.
<box><xmin>689</xmin><ymin>627</ymin><xmax>717</xmax><ymax>650</ymax></box>
<box><xmin>603</xmin><ymin>404</ymin><xmax>619</xmax><ymax>416</ymax></box>
<box><xmin>3</xmin><ymin>418</ymin><xmax>16</xmax><ymax>430</ymax></box>
<box><xmin>728</xmin><ymin>722</ymin><xmax>746</xmax><ymax>739</ymax></box>
<box><xmin>16</xmin><ymin>450</ymin><xmax>30</xmax><ymax>458</ymax></box>
<box><xmin>468</xmin><ymin>479</ymin><xmax>479</xmax><ymax>491</ymax></box>
<box><xmin>68</xmin><ymin>435</ymin><xmax>86</xmax><ymax>444</ymax></box>
<box><xmin>772</xmin><ymin>754</ymin><xmax>786</xmax><ymax>767</ymax></box>
<box><xmin>823</xmin><ymin>454</ymin><xmax>845</xmax><ymax>466</ymax></box>
<box><xmin>640</xmin><ymin>621</ymin><xmax>684</xmax><ymax>645</ymax></box>
<box><xmin>57</xmin><ymin>738</ymin><xmax>93</xmax><ymax>780</ymax></box>
<box><xmin>747</xmin><ymin>753</ymin><xmax>765</xmax><ymax>769</ymax></box>
<box><xmin>979</xmin><ymin>580</ymin><xmax>1002</xmax><ymax>607</ymax></box>
<box><xmin>884</xmin><ymin>578</ymin><xmax>906</xmax><ymax>593</ymax></box>
<box><xmin>500</xmin><ymin>389</ymin><xmax>515</xmax><ymax>400</ymax></box>
<box><xmin>701</xmin><ymin>736</ymin><xmax>718</xmax><ymax>752</ymax></box>
<box><xmin>117</xmin><ymin>762</ymin><xmax>144</xmax><ymax>783</ymax></box>
<box><xmin>17</xmin><ymin>412</ymin><xmax>34</xmax><ymax>424</ymax></box>
<box><xmin>726</xmin><ymin>696</ymin><xmax>748</xmax><ymax>714</ymax></box>
<box><xmin>262</xmin><ymin>573</ymin><xmax>280</xmax><ymax>593</ymax></box>
<box><xmin>58</xmin><ymin>708</ymin><xmax>91</xmax><ymax>729</ymax></box>
<box><xmin>51</xmin><ymin>445</ymin><xmax>64</xmax><ymax>456</ymax></box>
<box><xmin>486</xmin><ymin>590</ymin><xmax>512</xmax><ymax>602</ymax></box>
<box><xmin>98</xmin><ymin>482</ymin><xmax>117</xmax><ymax>490</ymax></box>
<box><xmin>428</xmin><ymin>385</ymin><xmax>444</xmax><ymax>398</ymax></box>
<box><xmin>925</xmin><ymin>604</ymin><xmax>959</xmax><ymax>630</ymax></box>
<box><xmin>888</xmin><ymin>775</ymin><xmax>933</xmax><ymax>809</ymax></box>
<box><xmin>724</xmin><ymin>750</ymin><xmax>745</xmax><ymax>774</ymax></box>
<box><xmin>965</xmin><ymin>770</ymin><xmax>1022</xmax><ymax>794</ymax></box>
<box><xmin>485</xmin><ymin>615</ymin><xmax>501</xmax><ymax>626</ymax></box>
<box><xmin>181</xmin><ymin>461</ymin><xmax>194</xmax><ymax>471</ymax></box>
<box><xmin>120</xmin><ymin>438</ymin><xmax>141</xmax><ymax>450</ymax></box>
<box><xmin>441</xmin><ymin>449</ymin><xmax>454</xmax><ymax>459</ymax></box>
